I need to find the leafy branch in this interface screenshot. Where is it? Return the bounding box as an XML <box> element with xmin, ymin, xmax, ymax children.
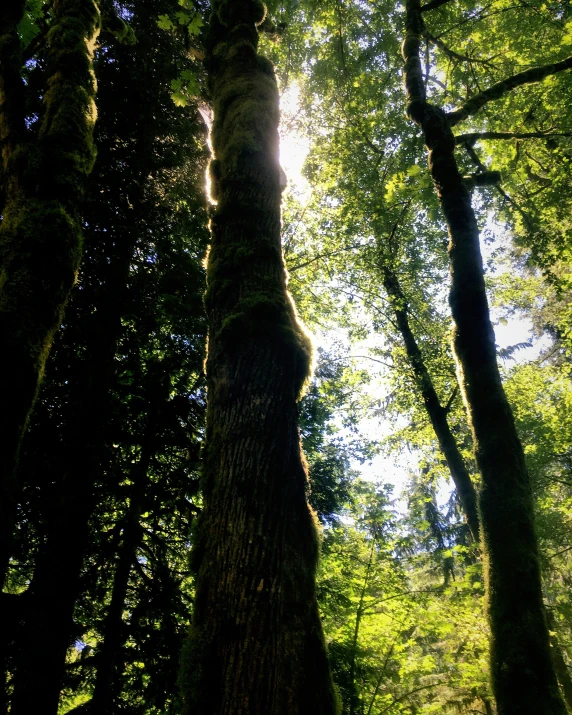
<box><xmin>448</xmin><ymin>55</ymin><xmax>572</xmax><ymax>125</ymax></box>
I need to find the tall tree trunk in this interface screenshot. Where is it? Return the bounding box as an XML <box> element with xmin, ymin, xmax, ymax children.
<box><xmin>0</xmin><ymin>7</ymin><xmax>24</xmax><ymax>687</ymax></box>
<box><xmin>88</xmin><ymin>423</ymin><xmax>154</xmax><ymax>715</ymax></box>
<box><xmin>349</xmin><ymin>538</ymin><xmax>375</xmax><ymax>715</ymax></box>
<box><xmin>8</xmin><ymin>186</ymin><xmax>133</xmax><ymax>711</ymax></box>
<box><xmin>0</xmin><ymin>0</ymin><xmax>101</xmax><ymax>587</ymax></box>
<box><xmin>401</xmin><ymin>1</ymin><xmax>565</xmax><ymax>713</ymax></box>
<box><xmin>381</xmin><ymin>265</ymin><xmax>480</xmax><ymax>541</ymax></box>
<box><xmin>0</xmin><ymin>0</ymin><xmax>26</xmax><ymax>215</ymax></box>
<box><xmin>547</xmin><ymin>610</ymin><xmax>572</xmax><ymax>713</ymax></box>
<box><xmin>181</xmin><ymin>3</ymin><xmax>338</xmax><ymax>713</ymax></box>
<box><xmin>8</xmin><ymin>267</ymin><xmax>127</xmax><ymax>715</ymax></box>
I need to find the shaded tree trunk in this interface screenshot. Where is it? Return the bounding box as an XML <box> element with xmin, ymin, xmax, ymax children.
<box><xmin>180</xmin><ymin>2</ymin><xmax>338</xmax><ymax>713</ymax></box>
<box><xmin>8</xmin><ymin>253</ymin><xmax>128</xmax><ymax>715</ymax></box>
<box><xmin>87</xmin><ymin>421</ymin><xmax>155</xmax><ymax>715</ymax></box>
<box><xmin>0</xmin><ymin>0</ymin><xmax>26</xmax><ymax>214</ymax></box>
<box><xmin>401</xmin><ymin>1</ymin><xmax>566</xmax><ymax>713</ymax></box>
<box><xmin>0</xmin><ymin>0</ymin><xmax>101</xmax><ymax>587</ymax></box>
<box><xmin>381</xmin><ymin>265</ymin><xmax>480</xmax><ymax>541</ymax></box>
<box><xmin>547</xmin><ymin>610</ymin><xmax>572</xmax><ymax>713</ymax></box>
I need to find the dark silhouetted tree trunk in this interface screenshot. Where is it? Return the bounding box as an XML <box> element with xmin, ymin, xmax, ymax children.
<box><xmin>180</xmin><ymin>2</ymin><xmax>339</xmax><ymax>713</ymax></box>
<box><xmin>87</xmin><ymin>421</ymin><xmax>155</xmax><ymax>715</ymax></box>
<box><xmin>0</xmin><ymin>0</ymin><xmax>101</xmax><ymax>588</ymax></box>
<box><xmin>8</xmin><ymin>255</ymin><xmax>128</xmax><ymax>715</ymax></box>
<box><xmin>402</xmin><ymin>0</ymin><xmax>566</xmax><ymax>712</ymax></box>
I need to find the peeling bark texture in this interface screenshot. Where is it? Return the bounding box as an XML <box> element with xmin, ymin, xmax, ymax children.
<box><xmin>0</xmin><ymin>0</ymin><xmax>100</xmax><ymax>587</ymax></box>
<box><xmin>402</xmin><ymin>0</ymin><xmax>567</xmax><ymax>713</ymax></box>
<box><xmin>180</xmin><ymin>3</ymin><xmax>339</xmax><ymax>713</ymax></box>
<box><xmin>381</xmin><ymin>266</ymin><xmax>480</xmax><ymax>542</ymax></box>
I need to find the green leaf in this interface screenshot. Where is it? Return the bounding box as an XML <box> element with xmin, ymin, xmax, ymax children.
<box><xmin>406</xmin><ymin>164</ymin><xmax>422</xmax><ymax>177</ymax></box>
<box><xmin>188</xmin><ymin>13</ymin><xmax>204</xmax><ymax>36</ymax></box>
<box><xmin>157</xmin><ymin>14</ymin><xmax>174</xmax><ymax>31</ymax></box>
<box><xmin>171</xmin><ymin>91</ymin><xmax>188</xmax><ymax>107</ymax></box>
<box><xmin>175</xmin><ymin>10</ymin><xmax>190</xmax><ymax>25</ymax></box>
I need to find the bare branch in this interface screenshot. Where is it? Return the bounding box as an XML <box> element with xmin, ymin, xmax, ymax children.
<box><xmin>448</xmin><ymin>55</ymin><xmax>572</xmax><ymax>126</ymax></box>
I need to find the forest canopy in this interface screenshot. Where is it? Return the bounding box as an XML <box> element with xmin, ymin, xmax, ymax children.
<box><xmin>1</xmin><ymin>0</ymin><xmax>572</xmax><ymax>714</ymax></box>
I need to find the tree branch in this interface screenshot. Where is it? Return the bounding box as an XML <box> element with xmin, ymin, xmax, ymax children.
<box><xmin>448</xmin><ymin>55</ymin><xmax>572</xmax><ymax>126</ymax></box>
<box><xmin>377</xmin><ymin>683</ymin><xmax>443</xmax><ymax>714</ymax></box>
<box><xmin>424</xmin><ymin>30</ymin><xmax>497</xmax><ymax>66</ymax></box>
<box><xmin>287</xmin><ymin>243</ymin><xmax>366</xmax><ymax>273</ymax></box>
<box><xmin>444</xmin><ymin>385</ymin><xmax>458</xmax><ymax>413</ymax></box>
<box><xmin>456</xmin><ymin>130</ymin><xmax>572</xmax><ymax>144</ymax></box>
<box><xmin>421</xmin><ymin>0</ymin><xmax>454</xmax><ymax>12</ymax></box>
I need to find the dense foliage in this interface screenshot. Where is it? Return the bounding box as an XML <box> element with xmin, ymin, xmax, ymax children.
<box><xmin>1</xmin><ymin>0</ymin><xmax>572</xmax><ymax>713</ymax></box>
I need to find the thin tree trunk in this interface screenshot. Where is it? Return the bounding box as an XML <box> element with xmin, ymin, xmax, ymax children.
<box><xmin>381</xmin><ymin>266</ymin><xmax>480</xmax><ymax>541</ymax></box>
<box><xmin>547</xmin><ymin>610</ymin><xmax>572</xmax><ymax>712</ymax></box>
<box><xmin>88</xmin><ymin>423</ymin><xmax>155</xmax><ymax>715</ymax></box>
<box><xmin>349</xmin><ymin>538</ymin><xmax>376</xmax><ymax>715</ymax></box>
<box><xmin>181</xmin><ymin>3</ymin><xmax>338</xmax><ymax>713</ymax></box>
<box><xmin>0</xmin><ymin>0</ymin><xmax>101</xmax><ymax>587</ymax></box>
<box><xmin>401</xmin><ymin>1</ymin><xmax>565</xmax><ymax>713</ymax></box>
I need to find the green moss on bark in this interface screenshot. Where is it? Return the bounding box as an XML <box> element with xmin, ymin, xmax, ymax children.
<box><xmin>0</xmin><ymin>0</ymin><xmax>101</xmax><ymax>585</ymax></box>
<box><xmin>181</xmin><ymin>2</ymin><xmax>337</xmax><ymax>713</ymax></box>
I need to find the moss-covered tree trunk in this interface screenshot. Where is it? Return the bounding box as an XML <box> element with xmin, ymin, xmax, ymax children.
<box><xmin>0</xmin><ymin>0</ymin><xmax>100</xmax><ymax>587</ymax></box>
<box><xmin>381</xmin><ymin>265</ymin><xmax>480</xmax><ymax>541</ymax></box>
<box><xmin>181</xmin><ymin>3</ymin><xmax>338</xmax><ymax>713</ymax></box>
<box><xmin>402</xmin><ymin>0</ymin><xmax>566</xmax><ymax>712</ymax></box>
<box><xmin>0</xmin><ymin>0</ymin><xmax>26</xmax><ymax>215</ymax></box>
<box><xmin>8</xmin><ymin>258</ymin><xmax>126</xmax><ymax>715</ymax></box>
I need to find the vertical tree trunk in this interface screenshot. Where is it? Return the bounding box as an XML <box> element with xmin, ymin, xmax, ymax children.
<box><xmin>8</xmin><ymin>273</ymin><xmax>127</xmax><ymax>715</ymax></box>
<box><xmin>0</xmin><ymin>0</ymin><xmax>101</xmax><ymax>587</ymax></box>
<box><xmin>88</xmin><ymin>426</ymin><xmax>154</xmax><ymax>715</ymax></box>
<box><xmin>381</xmin><ymin>265</ymin><xmax>480</xmax><ymax>541</ymax></box>
<box><xmin>0</xmin><ymin>0</ymin><xmax>26</xmax><ymax>214</ymax></box>
<box><xmin>181</xmin><ymin>3</ymin><xmax>338</xmax><ymax>713</ymax></box>
<box><xmin>547</xmin><ymin>610</ymin><xmax>572</xmax><ymax>713</ymax></box>
<box><xmin>349</xmin><ymin>538</ymin><xmax>375</xmax><ymax>715</ymax></box>
<box><xmin>401</xmin><ymin>1</ymin><xmax>566</xmax><ymax>712</ymax></box>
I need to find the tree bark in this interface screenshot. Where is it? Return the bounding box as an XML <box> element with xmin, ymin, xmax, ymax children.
<box><xmin>0</xmin><ymin>0</ymin><xmax>101</xmax><ymax>588</ymax></box>
<box><xmin>402</xmin><ymin>1</ymin><xmax>566</xmax><ymax>713</ymax></box>
<box><xmin>180</xmin><ymin>3</ymin><xmax>338</xmax><ymax>713</ymax></box>
<box><xmin>381</xmin><ymin>266</ymin><xmax>480</xmax><ymax>541</ymax></box>
<box><xmin>8</xmin><ymin>260</ymin><xmax>127</xmax><ymax>715</ymax></box>
<box><xmin>0</xmin><ymin>0</ymin><xmax>26</xmax><ymax>214</ymax></box>
<box><xmin>547</xmin><ymin>610</ymin><xmax>572</xmax><ymax>713</ymax></box>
